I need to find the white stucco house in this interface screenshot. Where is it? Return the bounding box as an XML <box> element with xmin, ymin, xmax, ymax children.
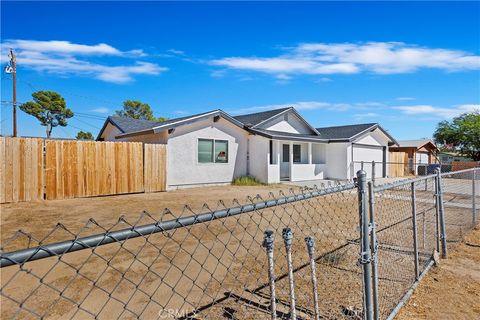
<box><xmin>97</xmin><ymin>107</ymin><xmax>397</xmax><ymax>189</ymax></box>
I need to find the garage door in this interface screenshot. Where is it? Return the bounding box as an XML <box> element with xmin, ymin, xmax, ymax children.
<box><xmin>352</xmin><ymin>144</ymin><xmax>385</xmax><ymax>179</ymax></box>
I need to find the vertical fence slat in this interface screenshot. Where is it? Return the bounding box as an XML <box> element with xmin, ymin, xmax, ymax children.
<box><xmin>2</xmin><ymin>138</ymin><xmax>167</xmax><ymax>203</ymax></box>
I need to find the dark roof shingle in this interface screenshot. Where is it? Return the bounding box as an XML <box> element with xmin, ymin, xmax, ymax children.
<box><xmin>233</xmin><ymin>107</ymin><xmax>291</xmax><ymax>127</ymax></box>
<box><xmin>315</xmin><ymin>123</ymin><xmax>377</xmax><ymax>140</ymax></box>
<box><xmin>108</xmin><ymin>116</ymin><xmax>163</xmax><ymax>134</ymax></box>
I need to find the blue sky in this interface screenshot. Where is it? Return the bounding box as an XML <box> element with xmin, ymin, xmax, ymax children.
<box><xmin>1</xmin><ymin>1</ymin><xmax>479</xmax><ymax>140</ymax></box>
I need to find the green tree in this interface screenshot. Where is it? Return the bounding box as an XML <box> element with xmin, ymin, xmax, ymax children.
<box><xmin>433</xmin><ymin>112</ymin><xmax>480</xmax><ymax>161</ymax></box>
<box><xmin>76</xmin><ymin>131</ymin><xmax>94</xmax><ymax>140</ymax></box>
<box><xmin>115</xmin><ymin>100</ymin><xmax>168</xmax><ymax>122</ymax></box>
<box><xmin>20</xmin><ymin>91</ymin><xmax>74</xmax><ymax>138</ymax></box>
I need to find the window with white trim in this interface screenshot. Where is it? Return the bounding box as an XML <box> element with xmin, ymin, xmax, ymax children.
<box><xmin>198</xmin><ymin>139</ymin><xmax>228</xmax><ymax>163</ymax></box>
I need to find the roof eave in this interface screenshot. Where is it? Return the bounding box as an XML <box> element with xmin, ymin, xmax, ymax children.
<box><xmin>115</xmin><ymin>110</ymin><xmax>246</xmax><ymax>139</ymax></box>
<box><xmin>248</xmin><ymin>128</ymin><xmax>328</xmax><ymax>143</ymax></box>
<box><xmin>96</xmin><ymin>117</ymin><xmax>125</xmax><ymax>141</ymax></box>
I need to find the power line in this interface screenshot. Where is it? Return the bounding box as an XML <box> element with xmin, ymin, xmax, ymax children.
<box><xmin>71</xmin><ymin>116</ymin><xmax>101</xmax><ymax>130</ymax></box>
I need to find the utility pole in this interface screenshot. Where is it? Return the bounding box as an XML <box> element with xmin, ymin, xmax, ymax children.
<box><xmin>5</xmin><ymin>49</ymin><xmax>17</xmax><ymax>136</ymax></box>
<box><xmin>11</xmin><ymin>49</ymin><xmax>17</xmax><ymax>137</ymax></box>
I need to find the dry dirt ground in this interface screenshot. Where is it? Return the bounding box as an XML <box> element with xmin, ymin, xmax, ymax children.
<box><xmin>0</xmin><ymin>179</ymin><xmax>477</xmax><ymax>319</ymax></box>
<box><xmin>1</xmin><ymin>185</ymin><xmax>290</xmax><ymax>246</ymax></box>
<box><xmin>397</xmin><ymin>226</ymin><xmax>480</xmax><ymax>320</ymax></box>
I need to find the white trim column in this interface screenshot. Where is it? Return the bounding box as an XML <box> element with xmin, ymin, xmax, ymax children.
<box><xmin>289</xmin><ymin>141</ymin><xmax>293</xmax><ymax>180</ymax></box>
<box><xmin>276</xmin><ymin>140</ymin><xmax>281</xmax><ymax>164</ymax></box>
<box><xmin>308</xmin><ymin>142</ymin><xmax>312</xmax><ymax>164</ymax></box>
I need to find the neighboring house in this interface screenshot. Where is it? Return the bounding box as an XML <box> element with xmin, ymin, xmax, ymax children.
<box><xmin>389</xmin><ymin>139</ymin><xmax>438</xmax><ymax>175</ymax></box>
<box><xmin>97</xmin><ymin>107</ymin><xmax>397</xmax><ymax>189</ymax></box>
<box><xmin>390</xmin><ymin>140</ymin><xmax>438</xmax><ymax>164</ymax></box>
<box><xmin>438</xmin><ymin>151</ymin><xmax>472</xmax><ymax>164</ymax></box>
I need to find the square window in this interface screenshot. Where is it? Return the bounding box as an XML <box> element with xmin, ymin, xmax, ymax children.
<box><xmin>215</xmin><ymin>140</ymin><xmax>228</xmax><ymax>163</ymax></box>
<box><xmin>198</xmin><ymin>139</ymin><xmax>213</xmax><ymax>163</ymax></box>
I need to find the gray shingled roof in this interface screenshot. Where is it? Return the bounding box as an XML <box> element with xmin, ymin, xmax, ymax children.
<box><xmin>397</xmin><ymin>140</ymin><xmax>436</xmax><ymax>148</ymax></box>
<box><xmin>108</xmin><ymin>116</ymin><xmax>163</xmax><ymax>134</ymax></box>
<box><xmin>233</xmin><ymin>107</ymin><xmax>291</xmax><ymax>127</ymax></box>
<box><xmin>315</xmin><ymin>123</ymin><xmax>377</xmax><ymax>140</ymax></box>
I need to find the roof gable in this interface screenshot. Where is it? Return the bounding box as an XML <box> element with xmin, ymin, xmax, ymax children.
<box><xmin>233</xmin><ymin>107</ymin><xmax>291</xmax><ymax>127</ymax></box>
<box><xmin>114</xmin><ymin>109</ymin><xmax>245</xmax><ymax>138</ymax></box>
<box><xmin>316</xmin><ymin>123</ymin><xmax>397</xmax><ymax>145</ymax></box>
<box><xmin>397</xmin><ymin>140</ymin><xmax>437</xmax><ymax>150</ymax></box>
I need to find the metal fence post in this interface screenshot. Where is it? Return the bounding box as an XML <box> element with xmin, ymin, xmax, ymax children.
<box><xmin>361</xmin><ymin>161</ymin><xmax>364</xmax><ymax>171</ymax></box>
<box><xmin>263</xmin><ymin>230</ymin><xmax>277</xmax><ymax>320</ymax></box>
<box><xmin>282</xmin><ymin>227</ymin><xmax>296</xmax><ymax>320</ymax></box>
<box><xmin>367</xmin><ymin>181</ymin><xmax>379</xmax><ymax>320</ymax></box>
<box><xmin>357</xmin><ymin>170</ymin><xmax>373</xmax><ymax>320</ymax></box>
<box><xmin>436</xmin><ymin>169</ymin><xmax>448</xmax><ymax>258</ymax></box>
<box><xmin>305</xmin><ymin>236</ymin><xmax>320</xmax><ymax>320</ymax></box>
<box><xmin>473</xmin><ymin>169</ymin><xmax>477</xmax><ymax>226</ymax></box>
<box><xmin>411</xmin><ymin>182</ymin><xmax>419</xmax><ymax>280</ymax></box>
<box><xmin>434</xmin><ymin>173</ymin><xmax>441</xmax><ymax>252</ymax></box>
<box><xmin>371</xmin><ymin>161</ymin><xmax>376</xmax><ymax>186</ymax></box>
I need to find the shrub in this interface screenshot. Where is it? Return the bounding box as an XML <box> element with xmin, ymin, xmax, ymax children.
<box><xmin>231</xmin><ymin>175</ymin><xmax>264</xmax><ymax>186</ymax></box>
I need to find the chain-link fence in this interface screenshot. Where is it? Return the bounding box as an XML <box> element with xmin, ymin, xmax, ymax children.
<box><xmin>1</xmin><ymin>168</ymin><xmax>478</xmax><ymax>319</ymax></box>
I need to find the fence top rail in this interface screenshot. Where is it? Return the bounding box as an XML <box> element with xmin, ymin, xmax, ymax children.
<box><xmin>440</xmin><ymin>167</ymin><xmax>479</xmax><ymax>177</ymax></box>
<box><xmin>0</xmin><ymin>182</ymin><xmax>355</xmax><ymax>268</ymax></box>
<box><xmin>373</xmin><ymin>174</ymin><xmax>437</xmax><ymax>192</ymax></box>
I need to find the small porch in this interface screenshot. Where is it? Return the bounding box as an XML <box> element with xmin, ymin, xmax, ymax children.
<box><xmin>267</xmin><ymin>140</ymin><xmax>327</xmax><ymax>183</ymax></box>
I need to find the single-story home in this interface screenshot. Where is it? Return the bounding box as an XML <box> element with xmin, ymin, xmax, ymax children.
<box><xmin>389</xmin><ymin>139</ymin><xmax>438</xmax><ymax>175</ymax></box>
<box><xmin>389</xmin><ymin>139</ymin><xmax>438</xmax><ymax>164</ymax></box>
<box><xmin>97</xmin><ymin>107</ymin><xmax>397</xmax><ymax>189</ymax></box>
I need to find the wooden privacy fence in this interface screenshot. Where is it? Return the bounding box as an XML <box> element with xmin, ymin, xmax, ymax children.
<box><xmin>1</xmin><ymin>137</ymin><xmax>167</xmax><ymax>203</ymax></box>
<box><xmin>388</xmin><ymin>151</ymin><xmax>409</xmax><ymax>177</ymax></box>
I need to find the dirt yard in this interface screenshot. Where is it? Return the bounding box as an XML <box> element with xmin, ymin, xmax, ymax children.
<box><xmin>397</xmin><ymin>226</ymin><xmax>480</xmax><ymax>320</ymax></box>
<box><xmin>1</xmin><ymin>184</ymin><xmax>291</xmax><ymax>247</ymax></box>
<box><xmin>0</xmin><ymin>179</ymin><xmax>478</xmax><ymax>319</ymax></box>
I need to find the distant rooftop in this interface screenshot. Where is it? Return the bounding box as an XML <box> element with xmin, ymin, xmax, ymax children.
<box><xmin>397</xmin><ymin>139</ymin><xmax>436</xmax><ymax>148</ymax></box>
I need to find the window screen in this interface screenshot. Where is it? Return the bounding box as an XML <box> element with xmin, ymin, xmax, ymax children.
<box><xmin>198</xmin><ymin>139</ymin><xmax>213</xmax><ymax>163</ymax></box>
<box><xmin>215</xmin><ymin>140</ymin><xmax>228</xmax><ymax>163</ymax></box>
<box><xmin>293</xmin><ymin>144</ymin><xmax>301</xmax><ymax>163</ymax></box>
<box><xmin>282</xmin><ymin>144</ymin><xmax>289</xmax><ymax>163</ymax></box>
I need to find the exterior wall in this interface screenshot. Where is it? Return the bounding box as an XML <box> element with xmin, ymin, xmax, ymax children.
<box><xmin>351</xmin><ymin>130</ymin><xmax>391</xmax><ymax>179</ymax></box>
<box><xmin>291</xmin><ymin>164</ymin><xmax>326</xmax><ymax>181</ymax></box>
<box><xmin>166</xmin><ymin>118</ymin><xmax>249</xmax><ymax>188</ymax></box>
<box><xmin>101</xmin><ymin>123</ymin><xmax>123</xmax><ymax>141</ymax></box>
<box><xmin>325</xmin><ymin>143</ymin><xmax>349</xmax><ymax>180</ymax></box>
<box><xmin>312</xmin><ymin>143</ymin><xmax>326</xmax><ymax>164</ymax></box>
<box><xmin>249</xmin><ymin>135</ymin><xmax>269</xmax><ymax>183</ymax></box>
<box><xmin>259</xmin><ymin>112</ymin><xmax>313</xmax><ymax>134</ymax></box>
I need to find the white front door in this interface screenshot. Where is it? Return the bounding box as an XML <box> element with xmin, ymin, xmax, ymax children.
<box><xmin>280</xmin><ymin>144</ymin><xmax>290</xmax><ymax>179</ymax></box>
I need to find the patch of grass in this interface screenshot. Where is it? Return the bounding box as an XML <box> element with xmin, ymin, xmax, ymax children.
<box><xmin>231</xmin><ymin>175</ymin><xmax>265</xmax><ymax>186</ymax></box>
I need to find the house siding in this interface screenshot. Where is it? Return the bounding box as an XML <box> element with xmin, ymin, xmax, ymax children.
<box><xmin>248</xmin><ymin>135</ymin><xmax>269</xmax><ymax>183</ymax></box>
<box><xmin>166</xmin><ymin>117</ymin><xmax>248</xmax><ymax>188</ymax></box>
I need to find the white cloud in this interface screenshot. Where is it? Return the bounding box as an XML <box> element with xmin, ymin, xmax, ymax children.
<box><xmin>396</xmin><ymin>97</ymin><xmax>416</xmax><ymax>101</ymax></box>
<box><xmin>3</xmin><ymin>39</ymin><xmax>145</xmax><ymax>56</ymax></box>
<box><xmin>210</xmin><ymin>41</ymin><xmax>480</xmax><ymax>79</ymax></box>
<box><xmin>230</xmin><ymin>101</ymin><xmax>354</xmax><ymax>115</ymax></box>
<box><xmin>91</xmin><ymin>107</ymin><xmax>109</xmax><ymax>114</ymax></box>
<box><xmin>166</xmin><ymin>49</ymin><xmax>185</xmax><ymax>56</ymax></box>
<box><xmin>2</xmin><ymin>39</ymin><xmax>166</xmax><ymax>83</ymax></box>
<box><xmin>394</xmin><ymin>104</ymin><xmax>480</xmax><ymax>118</ymax></box>
<box><xmin>316</xmin><ymin>77</ymin><xmax>332</xmax><ymax>82</ymax></box>
<box><xmin>354</xmin><ymin>112</ymin><xmax>379</xmax><ymax>118</ymax></box>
